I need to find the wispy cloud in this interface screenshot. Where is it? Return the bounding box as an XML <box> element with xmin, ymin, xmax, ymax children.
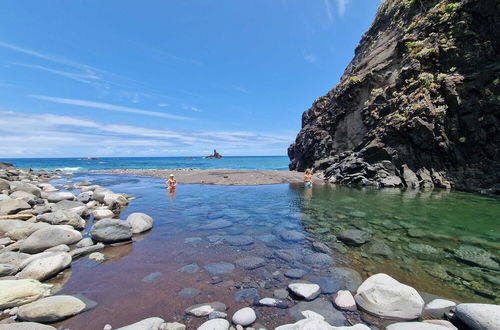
<box><xmin>304</xmin><ymin>54</ymin><xmax>317</xmax><ymax>63</ymax></box>
<box><xmin>324</xmin><ymin>0</ymin><xmax>335</xmax><ymax>23</ymax></box>
<box><xmin>158</xmin><ymin>103</ymin><xmax>169</xmax><ymax>107</ymax></box>
<box><xmin>30</xmin><ymin>95</ymin><xmax>191</xmax><ymax>120</ymax></box>
<box><xmin>0</xmin><ymin>111</ymin><xmax>293</xmax><ymax>157</ymax></box>
<box><xmin>324</xmin><ymin>0</ymin><xmax>350</xmax><ymax>23</ymax></box>
<box><xmin>182</xmin><ymin>104</ymin><xmax>203</xmax><ymax>112</ymax></box>
<box><xmin>337</xmin><ymin>0</ymin><xmax>350</xmax><ymax>17</ymax></box>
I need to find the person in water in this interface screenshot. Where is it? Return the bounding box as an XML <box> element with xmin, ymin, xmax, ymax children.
<box><xmin>166</xmin><ymin>174</ymin><xmax>177</xmax><ymax>191</ymax></box>
<box><xmin>304</xmin><ymin>168</ymin><xmax>313</xmax><ymax>188</ymax></box>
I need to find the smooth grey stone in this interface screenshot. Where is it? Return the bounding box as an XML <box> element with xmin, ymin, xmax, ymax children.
<box><xmin>178</xmin><ymin>263</ymin><xmax>199</xmax><ymax>274</ymax></box>
<box><xmin>303</xmin><ymin>253</ymin><xmax>333</xmax><ymax>266</ymax></box>
<box><xmin>338</xmin><ymin>230</ymin><xmax>371</xmax><ymax>246</ymax></box>
<box><xmin>142</xmin><ymin>272</ymin><xmax>163</xmax><ymax>283</ymax></box>
<box><xmin>178</xmin><ymin>288</ymin><xmax>200</xmax><ymax>299</ymax></box>
<box><xmin>223</xmin><ymin>235</ymin><xmax>254</xmax><ymax>246</ymax></box>
<box><xmin>234</xmin><ymin>288</ymin><xmax>260</xmax><ymax>302</ymax></box>
<box><xmin>285</xmin><ymin>268</ymin><xmax>308</xmax><ymax>279</ymax></box>
<box><xmin>274</xmin><ymin>249</ymin><xmax>303</xmax><ymax>263</ymax></box>
<box><xmin>204</xmin><ymin>262</ymin><xmax>235</xmax><ymax>275</ymax></box>
<box><xmin>235</xmin><ymin>256</ymin><xmax>266</xmax><ymax>270</ymax></box>
<box><xmin>288</xmin><ymin>298</ymin><xmax>346</xmax><ymax>326</ymax></box>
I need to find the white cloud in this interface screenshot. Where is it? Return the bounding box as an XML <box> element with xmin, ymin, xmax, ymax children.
<box><xmin>30</xmin><ymin>95</ymin><xmax>191</xmax><ymax>120</ymax></box>
<box><xmin>304</xmin><ymin>54</ymin><xmax>317</xmax><ymax>63</ymax></box>
<box><xmin>158</xmin><ymin>103</ymin><xmax>169</xmax><ymax>107</ymax></box>
<box><xmin>182</xmin><ymin>104</ymin><xmax>203</xmax><ymax>112</ymax></box>
<box><xmin>337</xmin><ymin>0</ymin><xmax>350</xmax><ymax>17</ymax></box>
<box><xmin>324</xmin><ymin>0</ymin><xmax>351</xmax><ymax>22</ymax></box>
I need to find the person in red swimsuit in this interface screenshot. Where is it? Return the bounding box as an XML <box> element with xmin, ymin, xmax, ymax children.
<box><xmin>166</xmin><ymin>174</ymin><xmax>177</xmax><ymax>191</ymax></box>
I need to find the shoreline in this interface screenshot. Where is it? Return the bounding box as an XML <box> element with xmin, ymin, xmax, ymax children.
<box><xmin>91</xmin><ymin>168</ymin><xmax>324</xmax><ymax>186</ymax></box>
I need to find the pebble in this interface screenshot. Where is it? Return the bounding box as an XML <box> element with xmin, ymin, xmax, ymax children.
<box><xmin>232</xmin><ymin>307</ymin><xmax>256</xmax><ymax>326</ymax></box>
<box><xmin>178</xmin><ymin>263</ymin><xmax>199</xmax><ymax>274</ymax></box>
<box><xmin>204</xmin><ymin>262</ymin><xmax>235</xmax><ymax>275</ymax></box>
<box><xmin>285</xmin><ymin>268</ymin><xmax>307</xmax><ymax>279</ymax></box>
<box><xmin>288</xmin><ymin>282</ymin><xmax>321</xmax><ymax>300</ymax></box>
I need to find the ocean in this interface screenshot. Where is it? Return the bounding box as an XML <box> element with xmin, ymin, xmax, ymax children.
<box><xmin>1</xmin><ymin>156</ymin><xmax>290</xmax><ymax>172</ymax></box>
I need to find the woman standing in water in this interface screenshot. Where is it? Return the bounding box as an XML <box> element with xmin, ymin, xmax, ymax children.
<box><xmin>304</xmin><ymin>168</ymin><xmax>313</xmax><ymax>188</ymax></box>
<box><xmin>166</xmin><ymin>174</ymin><xmax>177</xmax><ymax>191</ymax></box>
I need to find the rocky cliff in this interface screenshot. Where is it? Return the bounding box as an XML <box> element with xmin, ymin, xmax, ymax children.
<box><xmin>288</xmin><ymin>0</ymin><xmax>500</xmax><ymax>192</ymax></box>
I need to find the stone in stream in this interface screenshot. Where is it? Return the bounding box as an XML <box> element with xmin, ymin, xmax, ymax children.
<box><xmin>234</xmin><ymin>256</ymin><xmax>266</xmax><ymax>270</ymax></box>
<box><xmin>309</xmin><ymin>267</ymin><xmax>362</xmax><ymax>294</ymax></box>
<box><xmin>76</xmin><ymin>192</ymin><xmax>92</xmax><ymax>203</ymax></box>
<box><xmin>274</xmin><ymin>249</ymin><xmax>303</xmax><ymax>263</ymax></box>
<box><xmin>386</xmin><ymin>322</ymin><xmax>453</xmax><ymax>330</ymax></box>
<box><xmin>204</xmin><ymin>262</ymin><xmax>235</xmax><ymax>275</ymax></box>
<box><xmin>312</xmin><ymin>241</ymin><xmax>331</xmax><ymax>253</ymax></box>
<box><xmin>10</xmin><ymin>182</ymin><xmax>41</xmax><ymax>197</ymax></box>
<box><xmin>285</xmin><ymin>268</ymin><xmax>308</xmax><ymax>279</ymax></box>
<box><xmin>178</xmin><ymin>263</ymin><xmax>199</xmax><ymax>274</ymax></box>
<box><xmin>142</xmin><ymin>271</ymin><xmax>163</xmax><ymax>283</ymax></box>
<box><xmin>47</xmin><ymin>191</ymin><xmax>75</xmax><ymax>203</ymax></box>
<box><xmin>200</xmin><ymin>219</ymin><xmax>233</xmax><ymax>230</ymax></box>
<box><xmin>36</xmin><ymin>210</ymin><xmax>86</xmax><ymax>229</ymax></box>
<box><xmin>92</xmin><ymin>208</ymin><xmax>115</xmax><ymax>220</ymax></box>
<box><xmin>0</xmin><ymin>279</ymin><xmax>52</xmax><ymax>309</ymax></box>
<box><xmin>288</xmin><ymin>282</ymin><xmax>321</xmax><ymax>300</ymax></box>
<box><xmin>185</xmin><ymin>302</ymin><xmax>227</xmax><ymax>317</ymax></box>
<box><xmin>232</xmin><ymin>307</ymin><xmax>256</xmax><ymax>326</ymax></box>
<box><xmin>17</xmin><ymin>295</ymin><xmax>86</xmax><ymax>322</ymax></box>
<box><xmin>354</xmin><ymin>273</ymin><xmax>424</xmax><ymax>320</ymax></box>
<box><xmin>0</xmin><ymin>199</ymin><xmax>31</xmax><ymax>215</ymax></box>
<box><xmin>455</xmin><ymin>303</ymin><xmax>500</xmax><ymax>330</ymax></box>
<box><xmin>115</xmin><ymin>317</ymin><xmax>166</xmax><ymax>330</ymax></box>
<box><xmin>70</xmin><ymin>243</ymin><xmax>105</xmax><ymax>259</ymax></box>
<box><xmin>303</xmin><ymin>253</ymin><xmax>333</xmax><ymax>266</ymax></box>
<box><xmin>368</xmin><ymin>240</ymin><xmax>394</xmax><ymax>258</ymax></box>
<box><xmin>274</xmin><ymin>289</ymin><xmax>289</xmax><ymax>300</ymax></box>
<box><xmin>126</xmin><ymin>212</ymin><xmax>154</xmax><ymax>234</ymax></box>
<box><xmin>197</xmin><ymin>319</ymin><xmax>230</xmax><ymax>330</ymax></box>
<box><xmin>178</xmin><ymin>288</ymin><xmax>200</xmax><ymax>299</ymax></box>
<box><xmin>278</xmin><ymin>311</ymin><xmax>370</xmax><ymax>330</ymax></box>
<box><xmin>90</xmin><ymin>218</ymin><xmax>133</xmax><ymax>243</ymax></box>
<box><xmin>75</xmin><ymin>237</ymin><xmax>94</xmax><ymax>248</ymax></box>
<box><xmin>454</xmin><ymin>245</ymin><xmax>499</xmax><ymax>270</ymax></box>
<box><xmin>423</xmin><ymin>299</ymin><xmax>457</xmax><ymax>318</ymax></box>
<box><xmin>279</xmin><ymin>230</ymin><xmax>306</xmax><ymax>242</ymax></box>
<box><xmin>338</xmin><ymin>230</ymin><xmax>371</xmax><ymax>246</ymax></box>
<box><xmin>17</xmin><ymin>252</ymin><xmax>72</xmax><ymax>281</ymax></box>
<box><xmin>19</xmin><ymin>225</ymin><xmax>82</xmax><ymax>253</ymax></box>
<box><xmin>334</xmin><ymin>290</ymin><xmax>357</xmax><ymax>311</ymax></box>
<box><xmin>257</xmin><ymin>297</ymin><xmax>288</xmax><ymax>309</ymax></box>
<box><xmin>51</xmin><ymin>200</ymin><xmax>87</xmax><ymax>216</ymax></box>
<box><xmin>288</xmin><ymin>299</ymin><xmax>347</xmax><ymax>326</ymax></box>
<box><xmin>222</xmin><ymin>235</ymin><xmax>254</xmax><ymax>246</ymax></box>
<box><xmin>234</xmin><ymin>288</ymin><xmax>260</xmax><ymax>302</ymax></box>
<box><xmin>0</xmin><ymin>322</ymin><xmax>57</xmax><ymax>329</ymax></box>
<box><xmin>88</xmin><ymin>252</ymin><xmax>105</xmax><ymax>262</ymax></box>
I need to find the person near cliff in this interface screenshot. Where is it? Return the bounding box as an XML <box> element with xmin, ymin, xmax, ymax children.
<box><xmin>304</xmin><ymin>169</ymin><xmax>313</xmax><ymax>188</ymax></box>
<box><xmin>166</xmin><ymin>174</ymin><xmax>177</xmax><ymax>191</ymax></box>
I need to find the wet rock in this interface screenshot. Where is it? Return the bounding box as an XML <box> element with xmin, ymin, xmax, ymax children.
<box><xmin>90</xmin><ymin>218</ymin><xmax>133</xmax><ymax>243</ymax></box>
<box><xmin>454</xmin><ymin>245</ymin><xmax>499</xmax><ymax>270</ymax></box>
<box><xmin>47</xmin><ymin>192</ymin><xmax>75</xmax><ymax>203</ymax></box>
<box><xmin>178</xmin><ymin>263</ymin><xmax>199</xmax><ymax>274</ymax></box>
<box><xmin>51</xmin><ymin>200</ymin><xmax>86</xmax><ymax>216</ymax></box>
<box><xmin>407</xmin><ymin>243</ymin><xmax>440</xmax><ymax>260</ymax></box>
<box><xmin>200</xmin><ymin>219</ymin><xmax>233</xmax><ymax>230</ymax></box>
<box><xmin>235</xmin><ymin>256</ymin><xmax>266</xmax><ymax>270</ymax></box>
<box><xmin>338</xmin><ymin>230</ymin><xmax>371</xmax><ymax>246</ymax></box>
<box><xmin>386</xmin><ymin>322</ymin><xmax>451</xmax><ymax>330</ymax></box>
<box><xmin>407</xmin><ymin>228</ymin><xmax>426</xmax><ymax>238</ymax></box>
<box><xmin>257</xmin><ymin>298</ymin><xmax>288</xmax><ymax>309</ymax></box>
<box><xmin>234</xmin><ymin>288</ymin><xmax>260</xmax><ymax>302</ymax></box>
<box><xmin>197</xmin><ymin>319</ymin><xmax>230</xmax><ymax>330</ymax></box>
<box><xmin>274</xmin><ymin>249</ymin><xmax>303</xmax><ymax>263</ymax></box>
<box><xmin>0</xmin><ymin>199</ymin><xmax>31</xmax><ymax>215</ymax></box>
<box><xmin>223</xmin><ymin>235</ymin><xmax>254</xmax><ymax>246</ymax></box>
<box><xmin>185</xmin><ymin>302</ymin><xmax>227</xmax><ymax>317</ymax></box>
<box><xmin>126</xmin><ymin>212</ymin><xmax>154</xmax><ymax>234</ymax></box>
<box><xmin>116</xmin><ymin>317</ymin><xmax>166</xmax><ymax>330</ymax></box>
<box><xmin>36</xmin><ymin>210</ymin><xmax>86</xmax><ymax>229</ymax></box>
<box><xmin>92</xmin><ymin>208</ymin><xmax>115</xmax><ymax>220</ymax></box>
<box><xmin>455</xmin><ymin>303</ymin><xmax>500</xmax><ymax>330</ymax></box>
<box><xmin>279</xmin><ymin>230</ymin><xmax>306</xmax><ymax>242</ymax></box>
<box><xmin>354</xmin><ymin>273</ymin><xmax>424</xmax><ymax>320</ymax></box>
<box><xmin>288</xmin><ymin>282</ymin><xmax>321</xmax><ymax>300</ymax></box>
<box><xmin>204</xmin><ymin>262</ymin><xmax>235</xmax><ymax>275</ymax></box>
<box><xmin>17</xmin><ymin>295</ymin><xmax>85</xmax><ymax>322</ymax></box>
<box><xmin>303</xmin><ymin>253</ymin><xmax>333</xmax><ymax>266</ymax></box>
<box><xmin>75</xmin><ymin>237</ymin><xmax>94</xmax><ymax>248</ymax></box>
<box><xmin>208</xmin><ymin>311</ymin><xmax>227</xmax><ymax>320</ymax></box>
<box><xmin>232</xmin><ymin>307</ymin><xmax>256</xmax><ymax>326</ymax></box>
<box><xmin>423</xmin><ymin>299</ymin><xmax>456</xmax><ymax>318</ymax></box>
<box><xmin>70</xmin><ymin>243</ymin><xmax>105</xmax><ymax>259</ymax></box>
<box><xmin>367</xmin><ymin>240</ymin><xmax>394</xmax><ymax>258</ymax></box>
<box><xmin>0</xmin><ymin>322</ymin><xmax>57</xmax><ymax>329</ymax></box>
<box><xmin>285</xmin><ymin>268</ymin><xmax>308</xmax><ymax>279</ymax></box>
<box><xmin>312</xmin><ymin>241</ymin><xmax>332</xmax><ymax>253</ymax></box>
<box><xmin>17</xmin><ymin>252</ymin><xmax>72</xmax><ymax>281</ymax></box>
<box><xmin>142</xmin><ymin>271</ymin><xmax>163</xmax><ymax>283</ymax></box>
<box><xmin>334</xmin><ymin>290</ymin><xmax>356</xmax><ymax>311</ymax></box>
<box><xmin>0</xmin><ymin>279</ymin><xmax>52</xmax><ymax>309</ymax></box>
<box><xmin>178</xmin><ymin>288</ymin><xmax>200</xmax><ymax>299</ymax></box>
<box><xmin>274</xmin><ymin>289</ymin><xmax>289</xmax><ymax>300</ymax></box>
<box><xmin>288</xmin><ymin>299</ymin><xmax>346</xmax><ymax>326</ymax></box>
<box><xmin>20</xmin><ymin>226</ymin><xmax>82</xmax><ymax>253</ymax></box>
<box><xmin>88</xmin><ymin>252</ymin><xmax>105</xmax><ymax>262</ymax></box>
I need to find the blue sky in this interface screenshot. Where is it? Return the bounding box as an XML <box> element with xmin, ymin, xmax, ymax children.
<box><xmin>0</xmin><ymin>0</ymin><xmax>380</xmax><ymax>158</ymax></box>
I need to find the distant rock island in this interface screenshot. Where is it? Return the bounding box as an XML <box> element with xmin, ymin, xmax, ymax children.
<box><xmin>288</xmin><ymin>0</ymin><xmax>499</xmax><ymax>193</ymax></box>
<box><xmin>204</xmin><ymin>149</ymin><xmax>222</xmax><ymax>159</ymax></box>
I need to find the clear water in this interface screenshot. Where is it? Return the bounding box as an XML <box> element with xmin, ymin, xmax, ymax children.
<box><xmin>2</xmin><ymin>156</ymin><xmax>289</xmax><ymax>172</ymax></box>
<box><xmin>50</xmin><ymin>173</ymin><xmax>499</xmax><ymax>329</ymax></box>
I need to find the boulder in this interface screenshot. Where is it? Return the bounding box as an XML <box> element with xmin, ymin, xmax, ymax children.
<box><xmin>9</xmin><ymin>191</ymin><xmax>37</xmax><ymax>205</ymax></box>
<box><xmin>0</xmin><ymin>279</ymin><xmax>52</xmax><ymax>309</ymax></box>
<box><xmin>232</xmin><ymin>307</ymin><xmax>256</xmax><ymax>326</ymax></box>
<box><xmin>76</xmin><ymin>192</ymin><xmax>92</xmax><ymax>203</ymax></box>
<box><xmin>338</xmin><ymin>230</ymin><xmax>371</xmax><ymax>246</ymax></box>
<box><xmin>288</xmin><ymin>282</ymin><xmax>321</xmax><ymax>300</ymax></box>
<box><xmin>0</xmin><ymin>178</ymin><xmax>10</xmax><ymax>191</ymax></box>
<box><xmin>0</xmin><ymin>193</ymin><xmax>11</xmax><ymax>201</ymax></box>
<box><xmin>455</xmin><ymin>303</ymin><xmax>500</xmax><ymax>330</ymax></box>
<box><xmin>354</xmin><ymin>273</ymin><xmax>424</xmax><ymax>320</ymax></box>
<box><xmin>47</xmin><ymin>191</ymin><xmax>75</xmax><ymax>203</ymax></box>
<box><xmin>103</xmin><ymin>193</ymin><xmax>128</xmax><ymax>207</ymax></box>
<box><xmin>279</xmin><ymin>310</ymin><xmax>369</xmax><ymax>330</ymax></box>
<box><xmin>36</xmin><ymin>210</ymin><xmax>86</xmax><ymax>229</ymax></box>
<box><xmin>10</xmin><ymin>182</ymin><xmax>41</xmax><ymax>197</ymax></box>
<box><xmin>0</xmin><ymin>199</ymin><xmax>31</xmax><ymax>215</ymax></box>
<box><xmin>0</xmin><ymin>322</ymin><xmax>57</xmax><ymax>330</ymax></box>
<box><xmin>92</xmin><ymin>187</ymin><xmax>112</xmax><ymax>202</ymax></box>
<box><xmin>0</xmin><ymin>220</ymin><xmax>49</xmax><ymax>240</ymax></box>
<box><xmin>69</xmin><ymin>243</ymin><xmax>105</xmax><ymax>259</ymax></box>
<box><xmin>17</xmin><ymin>295</ymin><xmax>85</xmax><ymax>322</ymax></box>
<box><xmin>90</xmin><ymin>218</ymin><xmax>132</xmax><ymax>243</ymax></box>
<box><xmin>51</xmin><ymin>200</ymin><xmax>87</xmax><ymax>216</ymax></box>
<box><xmin>386</xmin><ymin>322</ymin><xmax>452</xmax><ymax>330</ymax></box>
<box><xmin>17</xmin><ymin>252</ymin><xmax>72</xmax><ymax>281</ymax></box>
<box><xmin>116</xmin><ymin>317</ymin><xmax>167</xmax><ymax>330</ymax></box>
<box><xmin>126</xmin><ymin>212</ymin><xmax>154</xmax><ymax>234</ymax></box>
<box><xmin>0</xmin><ymin>251</ymin><xmax>30</xmax><ymax>269</ymax></box>
<box><xmin>197</xmin><ymin>319</ymin><xmax>230</xmax><ymax>330</ymax></box>
<box><xmin>20</xmin><ymin>226</ymin><xmax>82</xmax><ymax>253</ymax></box>
<box><xmin>92</xmin><ymin>208</ymin><xmax>115</xmax><ymax>220</ymax></box>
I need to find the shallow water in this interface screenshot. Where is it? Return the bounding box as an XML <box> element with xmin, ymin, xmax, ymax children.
<box><xmin>53</xmin><ymin>174</ymin><xmax>499</xmax><ymax>329</ymax></box>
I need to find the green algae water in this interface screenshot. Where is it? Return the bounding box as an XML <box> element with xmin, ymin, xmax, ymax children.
<box><xmin>298</xmin><ymin>184</ymin><xmax>500</xmax><ymax>304</ymax></box>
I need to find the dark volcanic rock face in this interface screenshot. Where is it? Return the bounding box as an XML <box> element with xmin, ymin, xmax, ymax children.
<box><xmin>289</xmin><ymin>0</ymin><xmax>500</xmax><ymax>192</ymax></box>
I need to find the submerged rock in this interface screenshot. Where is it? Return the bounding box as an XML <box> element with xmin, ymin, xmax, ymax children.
<box><xmin>288</xmin><ymin>299</ymin><xmax>347</xmax><ymax>326</ymax></box>
<box><xmin>234</xmin><ymin>288</ymin><xmax>260</xmax><ymax>302</ymax></box>
<box><xmin>285</xmin><ymin>268</ymin><xmax>308</xmax><ymax>279</ymax></box>
<box><xmin>454</xmin><ymin>245</ymin><xmax>499</xmax><ymax>270</ymax></box>
<box><xmin>235</xmin><ymin>256</ymin><xmax>266</xmax><ymax>270</ymax></box>
<box><xmin>354</xmin><ymin>273</ymin><xmax>424</xmax><ymax>320</ymax></box>
<box><xmin>223</xmin><ymin>235</ymin><xmax>254</xmax><ymax>246</ymax></box>
<box><xmin>17</xmin><ymin>295</ymin><xmax>86</xmax><ymax>322</ymax></box>
<box><xmin>303</xmin><ymin>253</ymin><xmax>333</xmax><ymax>266</ymax></box>
<box><xmin>279</xmin><ymin>230</ymin><xmax>306</xmax><ymax>242</ymax></box>
<box><xmin>338</xmin><ymin>230</ymin><xmax>371</xmax><ymax>246</ymax></box>
<box><xmin>204</xmin><ymin>262</ymin><xmax>235</xmax><ymax>275</ymax></box>
<box><xmin>178</xmin><ymin>263</ymin><xmax>199</xmax><ymax>274</ymax></box>
<box><xmin>200</xmin><ymin>219</ymin><xmax>233</xmax><ymax>230</ymax></box>
<box><xmin>278</xmin><ymin>311</ymin><xmax>369</xmax><ymax>330</ymax></box>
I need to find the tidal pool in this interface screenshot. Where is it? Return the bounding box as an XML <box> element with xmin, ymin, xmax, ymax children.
<box><xmin>53</xmin><ymin>173</ymin><xmax>499</xmax><ymax>329</ymax></box>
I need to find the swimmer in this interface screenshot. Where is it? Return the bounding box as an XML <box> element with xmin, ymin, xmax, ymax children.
<box><xmin>166</xmin><ymin>174</ymin><xmax>177</xmax><ymax>191</ymax></box>
<box><xmin>304</xmin><ymin>168</ymin><xmax>313</xmax><ymax>188</ymax></box>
